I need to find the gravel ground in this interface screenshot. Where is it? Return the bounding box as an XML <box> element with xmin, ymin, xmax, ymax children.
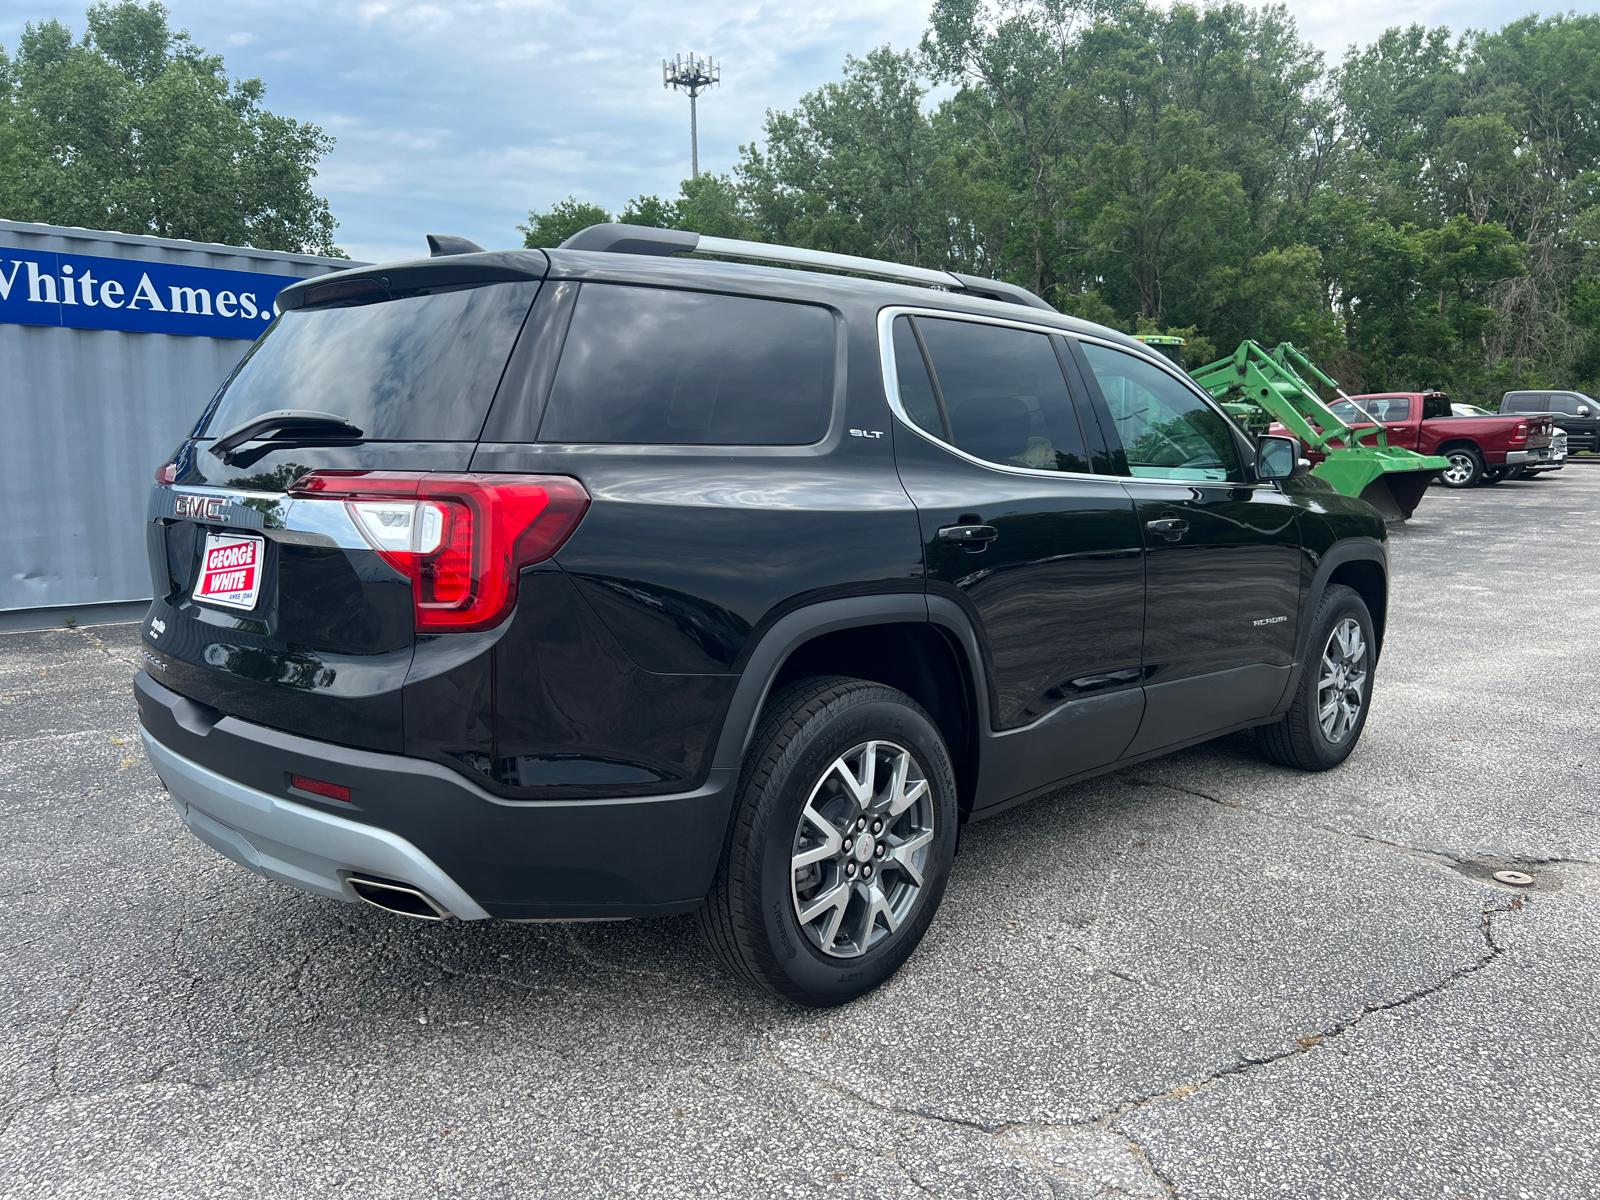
<box><xmin>1</xmin><ymin>468</ymin><xmax>1596</xmax><ymax>1199</ymax></box>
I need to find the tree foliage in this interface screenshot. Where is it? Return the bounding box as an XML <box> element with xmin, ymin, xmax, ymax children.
<box><xmin>0</xmin><ymin>2</ymin><xmax>341</xmax><ymax>255</ymax></box>
<box><xmin>521</xmin><ymin>2</ymin><xmax>1600</xmax><ymax>403</ymax></box>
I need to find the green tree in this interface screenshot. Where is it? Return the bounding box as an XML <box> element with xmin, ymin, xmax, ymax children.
<box><xmin>518</xmin><ymin>195</ymin><xmax>613</xmax><ymax>248</ymax></box>
<box><xmin>0</xmin><ymin>2</ymin><xmax>340</xmax><ymax>254</ymax></box>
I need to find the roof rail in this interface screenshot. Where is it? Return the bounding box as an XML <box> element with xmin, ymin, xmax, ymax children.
<box><xmin>557</xmin><ymin>223</ymin><xmax>1055</xmax><ymax>312</ymax></box>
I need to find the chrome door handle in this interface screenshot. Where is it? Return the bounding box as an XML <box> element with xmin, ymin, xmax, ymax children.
<box><xmin>1146</xmin><ymin>518</ymin><xmax>1189</xmax><ymax>542</ymax></box>
<box><xmin>937</xmin><ymin>524</ymin><xmax>999</xmax><ymax>553</ymax></box>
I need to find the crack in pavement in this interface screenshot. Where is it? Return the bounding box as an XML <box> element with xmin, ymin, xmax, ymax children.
<box><xmin>1122</xmin><ymin>775</ymin><xmax>1600</xmax><ymax>877</ymax></box>
<box><xmin>0</xmin><ymin>960</ymin><xmax>95</xmax><ymax>1141</ymax></box>
<box><xmin>757</xmin><ymin>901</ymin><xmax>1519</xmax><ymax>1199</ymax></box>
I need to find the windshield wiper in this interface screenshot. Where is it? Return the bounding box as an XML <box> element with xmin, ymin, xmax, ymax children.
<box><xmin>208</xmin><ymin>409</ymin><xmax>365</xmax><ymax>465</ymax></box>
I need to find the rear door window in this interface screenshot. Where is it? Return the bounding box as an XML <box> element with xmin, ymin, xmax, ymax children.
<box><xmin>1343</xmin><ymin>395</ymin><xmax>1412</xmax><ymax>422</ymax></box>
<box><xmin>1502</xmin><ymin>394</ymin><xmax>1547</xmax><ymax>413</ymax></box>
<box><xmin>1079</xmin><ymin>342</ymin><xmax>1242</xmax><ymax>482</ymax></box>
<box><xmin>205</xmin><ymin>282</ymin><xmax>540</xmax><ymax>441</ymax></box>
<box><xmin>536</xmin><ymin>284</ymin><xmax>835</xmax><ymax>445</ymax></box>
<box><xmin>900</xmin><ymin>316</ymin><xmax>1092</xmax><ymax>473</ymax></box>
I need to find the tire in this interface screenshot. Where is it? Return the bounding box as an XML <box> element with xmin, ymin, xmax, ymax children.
<box><xmin>1254</xmin><ymin>584</ymin><xmax>1377</xmax><ymax>772</ymax></box>
<box><xmin>1438</xmin><ymin>447</ymin><xmax>1484</xmax><ymax>488</ymax></box>
<box><xmin>1481</xmin><ymin>468</ymin><xmax>1505</xmax><ymax>485</ymax></box>
<box><xmin>696</xmin><ymin>676</ymin><xmax>958</xmax><ymax>1006</ymax></box>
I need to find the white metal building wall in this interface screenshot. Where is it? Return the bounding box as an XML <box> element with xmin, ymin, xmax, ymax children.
<box><xmin>0</xmin><ymin>220</ymin><xmax>361</xmax><ymax>614</ymax></box>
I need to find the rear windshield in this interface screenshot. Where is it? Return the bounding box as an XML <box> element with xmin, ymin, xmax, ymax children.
<box><xmin>204</xmin><ymin>282</ymin><xmax>540</xmax><ymax>441</ymax></box>
<box><xmin>536</xmin><ymin>284</ymin><xmax>835</xmax><ymax>445</ymax></box>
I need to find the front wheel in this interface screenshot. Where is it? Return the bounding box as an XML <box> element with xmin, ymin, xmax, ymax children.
<box><xmin>696</xmin><ymin>677</ymin><xmax>958</xmax><ymax>1006</ymax></box>
<box><xmin>1254</xmin><ymin>584</ymin><xmax>1376</xmax><ymax>771</ymax></box>
<box><xmin>1438</xmin><ymin>447</ymin><xmax>1484</xmax><ymax>488</ymax></box>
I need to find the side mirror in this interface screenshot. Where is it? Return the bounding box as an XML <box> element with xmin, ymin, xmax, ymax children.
<box><xmin>1578</xmin><ymin>406</ymin><xmax>1591</xmax><ymax>416</ymax></box>
<box><xmin>1257</xmin><ymin>434</ymin><xmax>1308</xmax><ymax>481</ymax></box>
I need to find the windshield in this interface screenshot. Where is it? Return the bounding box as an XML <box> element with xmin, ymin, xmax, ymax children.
<box><xmin>204</xmin><ymin>282</ymin><xmax>540</xmax><ymax>442</ymax></box>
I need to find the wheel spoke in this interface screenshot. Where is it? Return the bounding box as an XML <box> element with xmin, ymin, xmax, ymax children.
<box><xmin>792</xmin><ymin>802</ymin><xmax>843</xmax><ymax>870</ymax></box>
<box><xmin>885</xmin><ymin>827</ymin><xmax>933</xmax><ymax>887</ymax></box>
<box><xmin>889</xmin><ymin>773</ymin><xmax>928</xmax><ymax>818</ymax></box>
<box><xmin>836</xmin><ymin>744</ymin><xmax>876</xmax><ymax>809</ymax></box>
<box><xmin>797</xmin><ymin>881</ymin><xmax>850</xmax><ymax>931</ymax></box>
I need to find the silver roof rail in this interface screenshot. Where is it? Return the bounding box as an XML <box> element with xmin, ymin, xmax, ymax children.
<box><xmin>557</xmin><ymin>224</ymin><xmax>1056</xmax><ymax>312</ymax></box>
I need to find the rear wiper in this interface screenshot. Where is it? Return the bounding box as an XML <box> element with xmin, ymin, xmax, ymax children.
<box><xmin>208</xmin><ymin>409</ymin><xmax>365</xmax><ymax>464</ymax></box>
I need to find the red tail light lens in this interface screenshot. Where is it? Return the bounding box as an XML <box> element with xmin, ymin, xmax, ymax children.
<box><xmin>1512</xmin><ymin>422</ymin><xmax>1528</xmax><ymax>442</ymax></box>
<box><xmin>155</xmin><ymin>462</ymin><xmax>178</xmax><ymax>485</ymax></box>
<box><xmin>288</xmin><ymin>471</ymin><xmax>590</xmax><ymax>632</ymax></box>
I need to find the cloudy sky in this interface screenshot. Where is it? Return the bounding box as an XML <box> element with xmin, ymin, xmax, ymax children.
<box><xmin>0</xmin><ymin>0</ymin><xmax>1563</xmax><ymax>262</ymax></box>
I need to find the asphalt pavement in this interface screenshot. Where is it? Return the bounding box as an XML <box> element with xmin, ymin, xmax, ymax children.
<box><xmin>1</xmin><ymin>467</ymin><xmax>1596</xmax><ymax>1199</ymax></box>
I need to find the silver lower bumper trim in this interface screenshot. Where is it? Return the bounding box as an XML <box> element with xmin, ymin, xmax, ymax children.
<box><xmin>142</xmin><ymin>731</ymin><xmax>491</xmax><ymax>919</ymax></box>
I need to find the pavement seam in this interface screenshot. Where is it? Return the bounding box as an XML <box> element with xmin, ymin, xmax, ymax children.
<box><xmin>0</xmin><ymin>961</ymin><xmax>94</xmax><ymax>1140</ymax></box>
<box><xmin>759</xmin><ymin>901</ymin><xmax>1518</xmax><ymax>1200</ymax></box>
<box><xmin>759</xmin><ymin>1036</ymin><xmax>1168</xmax><ymax>1197</ymax></box>
<box><xmin>1123</xmin><ymin>775</ymin><xmax>1600</xmax><ymax>875</ymax></box>
<box><xmin>1096</xmin><ymin>901</ymin><xmax>1515</xmax><ymax>1130</ymax></box>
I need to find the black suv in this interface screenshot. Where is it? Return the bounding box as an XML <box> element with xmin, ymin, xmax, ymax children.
<box><xmin>1501</xmin><ymin>390</ymin><xmax>1599</xmax><ymax>452</ymax></box>
<box><xmin>136</xmin><ymin>225</ymin><xmax>1389</xmax><ymax>1005</ymax></box>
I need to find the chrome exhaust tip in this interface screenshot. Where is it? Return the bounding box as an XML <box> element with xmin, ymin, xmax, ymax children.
<box><xmin>346</xmin><ymin>875</ymin><xmax>452</xmax><ymax>920</ymax></box>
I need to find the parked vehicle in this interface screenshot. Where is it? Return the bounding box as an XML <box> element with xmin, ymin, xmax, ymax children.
<box><xmin>1312</xmin><ymin>392</ymin><xmax>1556</xmax><ymax>488</ymax></box>
<box><xmin>1450</xmin><ymin>403</ymin><xmax>1495</xmax><ymax>417</ymax></box>
<box><xmin>136</xmin><ymin>225</ymin><xmax>1391</xmax><ymax>1005</ymax></box>
<box><xmin>1501</xmin><ymin>391</ymin><xmax>1599</xmax><ymax>453</ymax></box>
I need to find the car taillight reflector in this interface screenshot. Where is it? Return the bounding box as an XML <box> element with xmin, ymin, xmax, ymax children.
<box><xmin>287</xmin><ymin>471</ymin><xmax>590</xmax><ymax>632</ymax></box>
<box><xmin>155</xmin><ymin>461</ymin><xmax>178</xmax><ymax>485</ymax></box>
<box><xmin>290</xmin><ymin>774</ymin><xmax>351</xmax><ymax>802</ymax></box>
<box><xmin>1512</xmin><ymin>421</ymin><xmax>1528</xmax><ymax>441</ymax></box>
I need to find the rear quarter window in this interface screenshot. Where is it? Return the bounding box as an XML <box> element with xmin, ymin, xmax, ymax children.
<box><xmin>536</xmin><ymin>284</ymin><xmax>836</xmax><ymax>445</ymax></box>
<box><xmin>205</xmin><ymin>282</ymin><xmax>540</xmax><ymax>441</ymax></box>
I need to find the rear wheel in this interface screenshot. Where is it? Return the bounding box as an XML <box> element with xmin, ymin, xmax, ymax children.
<box><xmin>1254</xmin><ymin>584</ymin><xmax>1376</xmax><ymax>771</ymax></box>
<box><xmin>1438</xmin><ymin>447</ymin><xmax>1485</xmax><ymax>488</ymax></box>
<box><xmin>696</xmin><ymin>677</ymin><xmax>958</xmax><ymax>1006</ymax></box>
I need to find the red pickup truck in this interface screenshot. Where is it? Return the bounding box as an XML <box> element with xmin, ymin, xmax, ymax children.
<box><xmin>1273</xmin><ymin>391</ymin><xmax>1556</xmax><ymax>488</ymax></box>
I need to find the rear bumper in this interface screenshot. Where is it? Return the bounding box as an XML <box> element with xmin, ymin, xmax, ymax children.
<box><xmin>1505</xmin><ymin>447</ymin><xmax>1554</xmax><ymax>465</ymax></box>
<box><xmin>136</xmin><ymin>671</ymin><xmax>737</xmax><ymax>919</ymax></box>
<box><xmin>144</xmin><ymin>731</ymin><xmax>492</xmax><ymax>919</ymax></box>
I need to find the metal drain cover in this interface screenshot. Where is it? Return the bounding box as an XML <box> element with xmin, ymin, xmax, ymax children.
<box><xmin>1493</xmin><ymin>870</ymin><xmax>1534</xmax><ymax>887</ymax></box>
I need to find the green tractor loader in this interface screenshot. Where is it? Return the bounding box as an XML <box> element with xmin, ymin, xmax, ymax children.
<box><xmin>1137</xmin><ymin>335</ymin><xmax>1449</xmax><ymax>521</ymax></box>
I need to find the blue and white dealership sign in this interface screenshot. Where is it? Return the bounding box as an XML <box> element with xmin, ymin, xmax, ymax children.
<box><xmin>0</xmin><ymin>248</ymin><xmax>301</xmax><ymax>339</ymax></box>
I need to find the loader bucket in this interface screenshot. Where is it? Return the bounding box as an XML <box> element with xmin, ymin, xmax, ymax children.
<box><xmin>1357</xmin><ymin>471</ymin><xmax>1436</xmax><ymax>522</ymax></box>
<box><xmin>1312</xmin><ymin>447</ymin><xmax>1450</xmax><ymax>522</ymax></box>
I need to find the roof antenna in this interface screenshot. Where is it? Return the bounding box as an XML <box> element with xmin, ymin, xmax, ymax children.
<box><xmin>427</xmin><ymin>234</ymin><xmax>485</xmax><ymax>257</ymax></box>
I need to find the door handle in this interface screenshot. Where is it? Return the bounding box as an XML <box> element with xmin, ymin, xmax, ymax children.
<box><xmin>1146</xmin><ymin>517</ymin><xmax>1189</xmax><ymax>542</ymax></box>
<box><xmin>937</xmin><ymin>524</ymin><xmax>999</xmax><ymax>552</ymax></box>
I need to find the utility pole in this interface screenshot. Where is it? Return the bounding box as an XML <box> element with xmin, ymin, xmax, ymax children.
<box><xmin>662</xmin><ymin>53</ymin><xmax>720</xmax><ymax>179</ymax></box>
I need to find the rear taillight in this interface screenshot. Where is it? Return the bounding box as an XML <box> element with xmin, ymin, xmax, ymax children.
<box><xmin>288</xmin><ymin>471</ymin><xmax>590</xmax><ymax>632</ymax></box>
<box><xmin>155</xmin><ymin>462</ymin><xmax>178</xmax><ymax>485</ymax></box>
<box><xmin>1511</xmin><ymin>422</ymin><xmax>1528</xmax><ymax>442</ymax></box>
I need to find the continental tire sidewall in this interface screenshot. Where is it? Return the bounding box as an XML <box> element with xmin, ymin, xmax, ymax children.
<box><xmin>753</xmin><ymin>694</ymin><xmax>957</xmax><ymax>1005</ymax></box>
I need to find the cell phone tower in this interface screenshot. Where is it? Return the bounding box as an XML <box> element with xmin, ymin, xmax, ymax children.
<box><xmin>663</xmin><ymin>53</ymin><xmax>720</xmax><ymax>179</ymax></box>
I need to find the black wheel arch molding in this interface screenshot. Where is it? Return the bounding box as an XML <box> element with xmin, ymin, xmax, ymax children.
<box><xmin>1281</xmin><ymin>537</ymin><xmax>1389</xmax><ymax>704</ymax></box>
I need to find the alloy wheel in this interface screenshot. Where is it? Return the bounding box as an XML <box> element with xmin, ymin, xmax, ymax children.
<box><xmin>1317</xmin><ymin>617</ymin><xmax>1368</xmax><ymax>744</ymax></box>
<box><xmin>790</xmin><ymin>740</ymin><xmax>936</xmax><ymax>958</ymax></box>
<box><xmin>1442</xmin><ymin>452</ymin><xmax>1476</xmax><ymax>485</ymax></box>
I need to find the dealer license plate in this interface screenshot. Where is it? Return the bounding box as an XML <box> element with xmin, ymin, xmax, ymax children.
<box><xmin>195</xmin><ymin>533</ymin><xmax>265</xmax><ymax>611</ymax></box>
